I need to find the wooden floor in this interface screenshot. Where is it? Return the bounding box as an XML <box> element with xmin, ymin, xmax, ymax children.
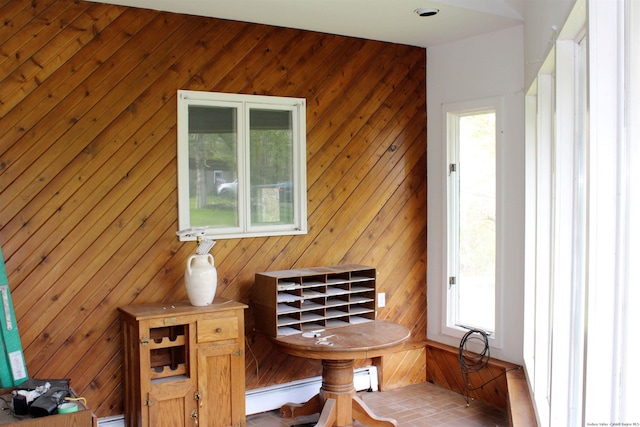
<box><xmin>246</xmin><ymin>382</ymin><xmax>508</xmax><ymax>426</ymax></box>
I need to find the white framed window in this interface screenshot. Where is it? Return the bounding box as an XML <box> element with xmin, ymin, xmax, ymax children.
<box><xmin>177</xmin><ymin>90</ymin><xmax>307</xmax><ymax>240</ymax></box>
<box><xmin>524</xmin><ymin>33</ymin><xmax>588</xmax><ymax>426</ymax></box>
<box><xmin>444</xmin><ymin>97</ymin><xmax>504</xmax><ymax>341</ymax></box>
<box><xmin>519</xmin><ymin>0</ymin><xmax>640</xmax><ymax>423</ymax></box>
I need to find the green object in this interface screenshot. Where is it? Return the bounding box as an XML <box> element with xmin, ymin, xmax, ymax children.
<box><xmin>57</xmin><ymin>402</ymin><xmax>78</xmax><ymax>414</ymax></box>
<box><xmin>0</xmin><ymin>247</ymin><xmax>28</xmax><ymax>387</ymax></box>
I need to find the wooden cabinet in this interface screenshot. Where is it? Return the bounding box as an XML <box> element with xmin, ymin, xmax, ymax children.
<box><xmin>119</xmin><ymin>299</ymin><xmax>247</xmax><ymax>427</ymax></box>
<box><xmin>252</xmin><ymin>265</ymin><xmax>377</xmax><ymax>337</ymax></box>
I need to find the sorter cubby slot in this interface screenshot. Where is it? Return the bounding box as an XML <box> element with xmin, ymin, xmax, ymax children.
<box><xmin>350</xmin><ymin>270</ymin><xmax>376</xmax><ymax>281</ymax></box>
<box><xmin>301</xmin><ymin>288</ymin><xmax>326</xmax><ymax>298</ymax></box>
<box><xmin>300</xmin><ymin>309</ymin><xmax>325</xmax><ymax>322</ymax></box>
<box><xmin>326</xmin><ymin>286</ymin><xmax>349</xmax><ymax>297</ymax></box>
<box><xmin>301</xmin><ymin>322</ymin><xmax>325</xmax><ymax>332</ymax></box>
<box><xmin>325</xmin><ymin>317</ymin><xmax>350</xmax><ymax>328</ymax></box>
<box><xmin>278</xmin><ymin>314</ymin><xmax>301</xmax><ymax>326</ymax></box>
<box><xmin>350</xmin><ymin>294</ymin><xmax>373</xmax><ymax>304</ymax></box>
<box><xmin>278</xmin><ymin>325</ymin><xmax>302</xmax><ymax>335</ymax></box>
<box><xmin>350</xmin><ymin>305</ymin><xmax>373</xmax><ymax>316</ymax></box>
<box><xmin>301</xmin><ymin>275</ymin><xmax>326</xmax><ymax>288</ymax></box>
<box><xmin>326</xmin><ymin>272</ymin><xmax>350</xmax><ymax>284</ymax></box>
<box><xmin>253</xmin><ymin>264</ymin><xmax>378</xmax><ymax>337</ymax></box>
<box><xmin>300</xmin><ymin>298</ymin><xmax>325</xmax><ymax>311</ymax></box>
<box><xmin>326</xmin><ymin>307</ymin><xmax>349</xmax><ymax>319</ymax></box>
<box><xmin>326</xmin><ymin>296</ymin><xmax>350</xmax><ymax>308</ymax></box>
<box><xmin>277</xmin><ymin>303</ymin><xmax>299</xmax><ymax>314</ymax></box>
<box><xmin>349</xmin><ymin>316</ymin><xmax>372</xmax><ymax>324</ymax></box>
<box><xmin>350</xmin><ymin>284</ymin><xmax>375</xmax><ymax>293</ymax></box>
<box><xmin>277</xmin><ymin>279</ymin><xmax>302</xmax><ymax>291</ymax></box>
<box><xmin>277</xmin><ymin>292</ymin><xmax>302</xmax><ymax>303</ymax></box>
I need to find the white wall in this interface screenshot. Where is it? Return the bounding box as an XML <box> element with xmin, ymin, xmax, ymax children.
<box><xmin>524</xmin><ymin>0</ymin><xmax>575</xmax><ymax>87</ymax></box>
<box><xmin>426</xmin><ymin>25</ymin><xmax>525</xmax><ymax>364</ymax></box>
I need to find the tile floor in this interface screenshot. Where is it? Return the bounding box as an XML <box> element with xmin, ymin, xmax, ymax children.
<box><xmin>245</xmin><ymin>381</ymin><xmax>508</xmax><ymax>426</ymax></box>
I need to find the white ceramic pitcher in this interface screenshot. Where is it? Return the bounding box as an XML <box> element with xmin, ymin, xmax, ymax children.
<box><xmin>184</xmin><ymin>254</ymin><xmax>217</xmax><ymax>306</ymax></box>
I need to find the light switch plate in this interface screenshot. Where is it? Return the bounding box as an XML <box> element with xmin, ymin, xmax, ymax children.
<box><xmin>378</xmin><ymin>292</ymin><xmax>386</xmax><ymax>308</ymax></box>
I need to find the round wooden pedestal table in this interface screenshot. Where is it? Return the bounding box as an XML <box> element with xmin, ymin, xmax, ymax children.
<box><xmin>272</xmin><ymin>320</ymin><xmax>410</xmax><ymax>427</ymax></box>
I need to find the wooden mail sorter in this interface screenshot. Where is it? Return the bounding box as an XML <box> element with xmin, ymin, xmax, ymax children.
<box><xmin>252</xmin><ymin>265</ymin><xmax>377</xmax><ymax>337</ymax></box>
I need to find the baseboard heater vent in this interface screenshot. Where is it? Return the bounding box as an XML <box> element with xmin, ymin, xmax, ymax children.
<box><xmin>96</xmin><ymin>366</ymin><xmax>377</xmax><ymax>426</ymax></box>
<box><xmin>97</xmin><ymin>415</ymin><xmax>124</xmax><ymax>427</ymax></box>
<box><xmin>245</xmin><ymin>366</ymin><xmax>378</xmax><ymax>415</ymax></box>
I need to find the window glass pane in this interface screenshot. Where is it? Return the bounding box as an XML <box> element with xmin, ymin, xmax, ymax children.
<box><xmin>188</xmin><ymin>105</ymin><xmax>238</xmax><ymax>228</ymax></box>
<box><xmin>457</xmin><ymin>112</ymin><xmax>496</xmax><ymax>331</ymax></box>
<box><xmin>249</xmin><ymin>109</ymin><xmax>294</xmax><ymax>225</ymax></box>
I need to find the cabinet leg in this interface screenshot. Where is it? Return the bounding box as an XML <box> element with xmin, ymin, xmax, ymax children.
<box><xmin>280</xmin><ymin>393</ymin><xmax>322</xmax><ymax>418</ymax></box>
<box><xmin>352</xmin><ymin>395</ymin><xmax>398</xmax><ymax>427</ymax></box>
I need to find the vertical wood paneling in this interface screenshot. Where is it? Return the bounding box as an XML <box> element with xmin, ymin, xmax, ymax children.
<box><xmin>0</xmin><ymin>0</ymin><xmax>427</xmax><ymax>417</ymax></box>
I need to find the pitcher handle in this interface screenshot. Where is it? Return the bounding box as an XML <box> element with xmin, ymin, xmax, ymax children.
<box><xmin>186</xmin><ymin>254</ymin><xmax>196</xmax><ymax>275</ymax></box>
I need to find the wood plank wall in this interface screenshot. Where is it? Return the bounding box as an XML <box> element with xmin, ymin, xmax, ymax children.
<box><xmin>425</xmin><ymin>341</ymin><xmax>517</xmax><ymax>411</ymax></box>
<box><xmin>0</xmin><ymin>0</ymin><xmax>427</xmax><ymax>418</ymax></box>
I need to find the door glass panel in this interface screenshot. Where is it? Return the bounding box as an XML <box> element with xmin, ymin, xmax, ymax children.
<box><xmin>457</xmin><ymin>112</ymin><xmax>496</xmax><ymax>332</ymax></box>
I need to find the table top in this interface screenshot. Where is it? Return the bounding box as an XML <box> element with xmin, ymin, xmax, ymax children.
<box><xmin>272</xmin><ymin>320</ymin><xmax>410</xmax><ymax>360</ymax></box>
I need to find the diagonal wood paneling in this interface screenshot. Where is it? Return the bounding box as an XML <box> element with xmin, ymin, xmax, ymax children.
<box><xmin>0</xmin><ymin>0</ymin><xmax>427</xmax><ymax>417</ymax></box>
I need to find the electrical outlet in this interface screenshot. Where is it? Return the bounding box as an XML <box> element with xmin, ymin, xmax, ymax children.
<box><xmin>378</xmin><ymin>292</ymin><xmax>386</xmax><ymax>308</ymax></box>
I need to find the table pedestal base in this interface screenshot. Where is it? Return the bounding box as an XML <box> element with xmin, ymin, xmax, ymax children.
<box><xmin>280</xmin><ymin>360</ymin><xmax>397</xmax><ymax>427</ymax></box>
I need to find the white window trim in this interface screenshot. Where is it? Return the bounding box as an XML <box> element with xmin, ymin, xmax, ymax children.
<box><xmin>583</xmin><ymin>0</ymin><xmax>630</xmax><ymax>423</ymax></box>
<box><xmin>621</xmin><ymin>0</ymin><xmax>640</xmax><ymax>422</ymax></box>
<box><xmin>523</xmin><ymin>0</ymin><xmax>640</xmax><ymax>424</ymax></box>
<box><xmin>442</xmin><ymin>96</ymin><xmax>505</xmax><ymax>352</ymax></box>
<box><xmin>177</xmin><ymin>90</ymin><xmax>307</xmax><ymax>240</ymax></box>
<box><xmin>527</xmin><ymin>72</ymin><xmax>554</xmax><ymax>426</ymax></box>
<box><xmin>523</xmin><ymin>27</ymin><xmax>589</xmax><ymax>427</ymax></box>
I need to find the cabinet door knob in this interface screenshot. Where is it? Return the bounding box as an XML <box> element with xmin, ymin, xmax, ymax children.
<box><xmin>216</xmin><ymin>327</ymin><xmax>222</xmax><ymax>333</ymax></box>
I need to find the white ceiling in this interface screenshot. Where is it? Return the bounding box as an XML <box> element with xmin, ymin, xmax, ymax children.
<box><xmin>88</xmin><ymin>0</ymin><xmax>525</xmax><ymax>47</ymax></box>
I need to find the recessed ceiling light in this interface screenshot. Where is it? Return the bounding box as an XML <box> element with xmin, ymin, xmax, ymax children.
<box><xmin>414</xmin><ymin>8</ymin><xmax>439</xmax><ymax>17</ymax></box>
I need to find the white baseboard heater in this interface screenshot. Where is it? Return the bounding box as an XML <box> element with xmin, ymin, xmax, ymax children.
<box><xmin>97</xmin><ymin>366</ymin><xmax>378</xmax><ymax>426</ymax></box>
<box><xmin>245</xmin><ymin>366</ymin><xmax>378</xmax><ymax>415</ymax></box>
